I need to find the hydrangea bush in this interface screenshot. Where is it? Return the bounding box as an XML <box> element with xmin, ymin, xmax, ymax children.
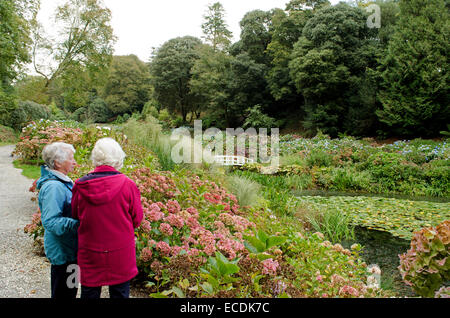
<box><xmin>398</xmin><ymin>220</ymin><xmax>450</xmax><ymax>297</ymax></box>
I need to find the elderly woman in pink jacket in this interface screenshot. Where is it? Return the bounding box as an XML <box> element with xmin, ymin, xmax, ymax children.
<box><xmin>72</xmin><ymin>138</ymin><xmax>143</xmax><ymax>298</ymax></box>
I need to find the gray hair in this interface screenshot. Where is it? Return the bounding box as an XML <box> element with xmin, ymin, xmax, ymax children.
<box><xmin>91</xmin><ymin>138</ymin><xmax>126</xmax><ymax>170</ymax></box>
<box><xmin>42</xmin><ymin>142</ymin><xmax>76</xmax><ymax>169</ymax></box>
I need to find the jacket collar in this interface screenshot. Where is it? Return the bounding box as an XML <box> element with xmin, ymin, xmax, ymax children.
<box><xmin>48</xmin><ymin>168</ymin><xmax>73</xmax><ymax>183</ymax></box>
<box><xmin>92</xmin><ymin>165</ymin><xmax>120</xmax><ymax>174</ymax></box>
<box><xmin>37</xmin><ymin>166</ymin><xmax>73</xmax><ymax>190</ymax></box>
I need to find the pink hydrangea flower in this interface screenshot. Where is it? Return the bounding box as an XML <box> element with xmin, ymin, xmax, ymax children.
<box><xmin>156</xmin><ymin>241</ymin><xmax>171</xmax><ymax>256</ymax></box>
<box><xmin>166</xmin><ymin>200</ymin><xmax>181</xmax><ymax>214</ymax></box>
<box><xmin>159</xmin><ymin>223</ymin><xmax>174</xmax><ymax>236</ymax></box>
<box><xmin>146</xmin><ymin>208</ymin><xmax>164</xmax><ymax>222</ymax></box>
<box><xmin>186</xmin><ymin>207</ymin><xmax>199</xmax><ymax>217</ymax></box>
<box><xmin>165</xmin><ymin>214</ymin><xmax>184</xmax><ymax>229</ymax></box>
<box><xmin>140</xmin><ymin>247</ymin><xmax>153</xmax><ymax>262</ymax></box>
<box><xmin>140</xmin><ymin>220</ymin><xmax>152</xmax><ymax>233</ymax></box>
<box><xmin>262</xmin><ymin>258</ymin><xmax>279</xmax><ymax>276</ymax></box>
<box><xmin>339</xmin><ymin>285</ymin><xmax>359</xmax><ymax>297</ymax></box>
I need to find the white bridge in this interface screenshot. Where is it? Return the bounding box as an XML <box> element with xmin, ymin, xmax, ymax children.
<box><xmin>214</xmin><ymin>155</ymin><xmax>254</xmax><ymax>166</ymax></box>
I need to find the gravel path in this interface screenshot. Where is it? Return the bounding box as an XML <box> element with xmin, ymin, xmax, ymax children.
<box><xmin>0</xmin><ymin>144</ymin><xmax>50</xmax><ymax>298</ymax></box>
<box><xmin>0</xmin><ymin>145</ymin><xmax>148</xmax><ymax>298</ymax></box>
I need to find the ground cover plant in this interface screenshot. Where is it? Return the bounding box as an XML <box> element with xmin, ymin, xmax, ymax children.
<box><xmin>0</xmin><ymin>124</ymin><xmax>18</xmax><ymax>145</ymax></box>
<box><xmin>20</xmin><ymin>120</ymin><xmax>392</xmax><ymax>298</ymax></box>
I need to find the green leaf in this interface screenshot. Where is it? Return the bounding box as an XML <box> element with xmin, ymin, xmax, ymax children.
<box><xmin>267</xmin><ymin>236</ymin><xmax>287</xmax><ymax>249</ymax></box>
<box><xmin>171</xmin><ymin>286</ymin><xmax>185</xmax><ymax>298</ymax></box>
<box><xmin>179</xmin><ymin>278</ymin><xmax>190</xmax><ymax>290</ymax></box>
<box><xmin>201</xmin><ymin>282</ymin><xmax>214</xmax><ymax>295</ymax></box>
<box><xmin>257</xmin><ymin>253</ymin><xmax>274</xmax><ymax>261</ymax></box>
<box><xmin>244</xmin><ymin>240</ymin><xmax>258</xmax><ymax>254</ymax></box>
<box><xmin>256</xmin><ymin>230</ymin><xmax>269</xmax><ymax>244</ymax></box>
<box><xmin>244</xmin><ymin>235</ymin><xmax>266</xmax><ymax>253</ymax></box>
<box><xmin>150</xmin><ymin>292</ymin><xmax>169</xmax><ymax>298</ymax></box>
<box><xmin>207</xmin><ymin>275</ymin><xmax>220</xmax><ymax>289</ymax></box>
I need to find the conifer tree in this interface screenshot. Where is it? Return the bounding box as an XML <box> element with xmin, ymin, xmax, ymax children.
<box><xmin>377</xmin><ymin>0</ymin><xmax>450</xmax><ymax>136</ymax></box>
<box><xmin>201</xmin><ymin>2</ymin><xmax>233</xmax><ymax>52</ymax></box>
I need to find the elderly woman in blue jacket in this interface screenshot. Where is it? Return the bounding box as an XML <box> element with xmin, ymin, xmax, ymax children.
<box><xmin>37</xmin><ymin>142</ymin><xmax>79</xmax><ymax>298</ymax></box>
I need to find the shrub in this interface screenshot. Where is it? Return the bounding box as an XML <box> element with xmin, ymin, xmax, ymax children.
<box><xmin>49</xmin><ymin>101</ymin><xmax>67</xmax><ymax>121</ymax></box>
<box><xmin>0</xmin><ymin>124</ymin><xmax>17</xmax><ymax>144</ymax></box>
<box><xmin>243</xmin><ymin>105</ymin><xmax>278</xmax><ymax>129</ymax></box>
<box><xmin>365</xmin><ymin>152</ymin><xmax>422</xmax><ymax>186</ymax></box>
<box><xmin>86</xmin><ymin>97</ymin><xmax>112</xmax><ymax>123</ymax></box>
<box><xmin>398</xmin><ymin>220</ymin><xmax>450</xmax><ymax>297</ymax></box>
<box><xmin>12</xmin><ymin>120</ymin><xmax>84</xmax><ymax>164</ymax></box>
<box><xmin>283</xmin><ymin>233</ymin><xmax>384</xmax><ymax>298</ymax></box>
<box><xmin>70</xmin><ymin>107</ymin><xmax>88</xmax><ymax>123</ymax></box>
<box><xmin>142</xmin><ymin>100</ymin><xmax>160</xmax><ymax>119</ymax></box>
<box><xmin>306</xmin><ymin>149</ymin><xmax>334</xmax><ymax>168</ymax></box>
<box><xmin>10</xmin><ymin>100</ymin><xmax>51</xmax><ymax>129</ymax></box>
<box><xmin>158</xmin><ymin>109</ymin><xmax>172</xmax><ymax>128</ymax></box>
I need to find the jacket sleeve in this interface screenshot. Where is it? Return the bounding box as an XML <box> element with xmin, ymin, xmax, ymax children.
<box><xmin>71</xmin><ymin>183</ymin><xmax>79</xmax><ymax>221</ymax></box>
<box><xmin>39</xmin><ymin>182</ymin><xmax>79</xmax><ymax>236</ymax></box>
<box><xmin>129</xmin><ymin>180</ymin><xmax>143</xmax><ymax>229</ymax></box>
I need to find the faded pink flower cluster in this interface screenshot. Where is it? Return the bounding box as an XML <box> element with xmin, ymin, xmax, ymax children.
<box><xmin>339</xmin><ymin>285</ymin><xmax>359</xmax><ymax>297</ymax></box>
<box><xmin>132</xmin><ymin>168</ymin><xmax>259</xmax><ymax>270</ymax></box>
<box><xmin>140</xmin><ymin>247</ymin><xmax>153</xmax><ymax>262</ymax></box>
<box><xmin>24</xmin><ymin>211</ymin><xmax>42</xmax><ymax>235</ymax></box>
<box><xmin>262</xmin><ymin>258</ymin><xmax>279</xmax><ymax>276</ymax></box>
<box><xmin>159</xmin><ymin>223</ymin><xmax>173</xmax><ymax>236</ymax></box>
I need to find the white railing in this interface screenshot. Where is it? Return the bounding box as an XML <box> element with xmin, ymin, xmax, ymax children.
<box><xmin>214</xmin><ymin>155</ymin><xmax>254</xmax><ymax>166</ymax></box>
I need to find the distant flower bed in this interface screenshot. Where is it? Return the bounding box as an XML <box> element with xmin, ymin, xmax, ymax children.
<box><xmin>236</xmin><ymin>133</ymin><xmax>449</xmax><ymax>198</ymax></box>
<box><xmin>279</xmin><ymin>133</ymin><xmax>449</xmax><ymax>165</ymax></box>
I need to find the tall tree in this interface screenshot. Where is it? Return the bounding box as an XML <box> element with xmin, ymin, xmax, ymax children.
<box><xmin>266</xmin><ymin>1</ymin><xmax>329</xmax><ymax>105</ymax></box>
<box><xmin>231</xmin><ymin>10</ymin><xmax>274</xmax><ymax>65</ymax></box>
<box><xmin>0</xmin><ymin>0</ymin><xmax>38</xmax><ymax>126</ymax></box>
<box><xmin>150</xmin><ymin>36</ymin><xmax>203</xmax><ymax>123</ymax></box>
<box><xmin>201</xmin><ymin>2</ymin><xmax>233</xmax><ymax>52</ymax></box>
<box><xmin>191</xmin><ymin>45</ymin><xmax>268</xmax><ymax>128</ymax></box>
<box><xmin>289</xmin><ymin>3</ymin><xmax>378</xmax><ymax>136</ymax></box>
<box><xmin>376</xmin><ymin>0</ymin><xmax>449</xmax><ymax>136</ymax></box>
<box><xmin>103</xmin><ymin>55</ymin><xmax>151</xmax><ymax>116</ymax></box>
<box><xmin>32</xmin><ymin>0</ymin><xmax>116</xmax><ymax>89</ymax></box>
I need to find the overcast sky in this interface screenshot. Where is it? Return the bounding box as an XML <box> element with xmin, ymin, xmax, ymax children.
<box><xmin>36</xmin><ymin>0</ymin><xmax>342</xmax><ymax>63</ymax></box>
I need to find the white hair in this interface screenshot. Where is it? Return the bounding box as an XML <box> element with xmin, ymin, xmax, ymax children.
<box><xmin>42</xmin><ymin>142</ymin><xmax>75</xmax><ymax>169</ymax></box>
<box><xmin>91</xmin><ymin>138</ymin><xmax>126</xmax><ymax>170</ymax></box>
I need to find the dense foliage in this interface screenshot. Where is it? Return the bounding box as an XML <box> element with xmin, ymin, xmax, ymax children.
<box><xmin>21</xmin><ymin>120</ymin><xmax>390</xmax><ymax>298</ymax></box>
<box><xmin>2</xmin><ymin>0</ymin><xmax>447</xmax><ymax>139</ymax></box>
<box><xmin>237</xmin><ymin>133</ymin><xmax>450</xmax><ymax>198</ymax></box>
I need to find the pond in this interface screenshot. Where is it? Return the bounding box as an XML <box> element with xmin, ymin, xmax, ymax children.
<box><xmin>292</xmin><ymin>189</ymin><xmax>450</xmax><ymax>203</ymax></box>
<box><xmin>341</xmin><ymin>227</ymin><xmax>416</xmax><ymax>297</ymax></box>
<box><xmin>293</xmin><ymin>189</ymin><xmax>450</xmax><ymax>297</ymax></box>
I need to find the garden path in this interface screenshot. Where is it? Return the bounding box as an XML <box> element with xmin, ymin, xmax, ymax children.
<box><xmin>0</xmin><ymin>145</ymin><xmax>50</xmax><ymax>297</ymax></box>
<box><xmin>0</xmin><ymin>145</ymin><xmax>147</xmax><ymax>298</ymax></box>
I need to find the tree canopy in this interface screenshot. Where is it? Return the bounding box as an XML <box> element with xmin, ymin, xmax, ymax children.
<box><xmin>4</xmin><ymin>0</ymin><xmax>448</xmax><ymax>138</ymax></box>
